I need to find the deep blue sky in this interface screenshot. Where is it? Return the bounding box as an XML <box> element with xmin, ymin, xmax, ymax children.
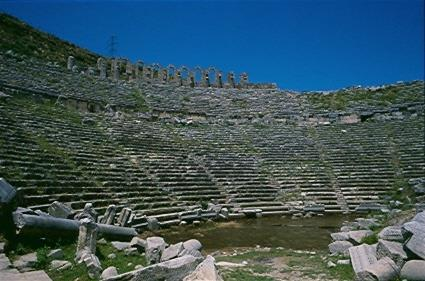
<box><xmin>0</xmin><ymin>0</ymin><xmax>423</xmax><ymax>91</ymax></box>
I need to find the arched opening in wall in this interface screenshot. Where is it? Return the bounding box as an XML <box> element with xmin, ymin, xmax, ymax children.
<box><xmin>194</xmin><ymin>67</ymin><xmax>202</xmax><ymax>87</ymax></box>
<box><xmin>180</xmin><ymin>66</ymin><xmax>189</xmax><ymax>86</ymax></box>
<box><xmin>167</xmin><ymin>65</ymin><xmax>175</xmax><ymax>81</ymax></box>
<box><xmin>152</xmin><ymin>63</ymin><xmax>160</xmax><ymax>79</ymax></box>
<box><xmin>208</xmin><ymin>67</ymin><xmax>216</xmax><ymax>87</ymax></box>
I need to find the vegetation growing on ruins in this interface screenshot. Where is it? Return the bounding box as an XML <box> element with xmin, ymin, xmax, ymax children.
<box><xmin>0</xmin><ymin>13</ymin><xmax>99</xmax><ymax>67</ymax></box>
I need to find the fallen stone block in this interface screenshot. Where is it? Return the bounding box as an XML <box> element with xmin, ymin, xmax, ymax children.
<box><xmin>330</xmin><ymin>232</ymin><xmax>349</xmax><ymax>241</ymax></box>
<box><xmin>13</xmin><ymin>252</ymin><xmax>37</xmax><ymax>271</ymax></box>
<box><xmin>50</xmin><ymin>260</ymin><xmax>72</xmax><ymax>271</ymax></box>
<box><xmin>145</xmin><ymin>236</ymin><xmax>167</xmax><ymax>264</ymax></box>
<box><xmin>47</xmin><ymin>201</ymin><xmax>75</xmax><ymax>219</ymax></box>
<box><xmin>348</xmin><ymin>230</ymin><xmax>373</xmax><ymax>245</ymax></box>
<box><xmin>405</xmin><ymin>234</ymin><xmax>425</xmax><ymax>259</ymax></box>
<box><xmin>401</xmin><ymin>221</ymin><xmax>425</xmax><ymax>239</ymax></box>
<box><xmin>0</xmin><ymin>253</ymin><xmax>12</xmax><ymax>270</ymax></box>
<box><xmin>0</xmin><ymin>270</ymin><xmax>53</xmax><ymax>281</ymax></box>
<box><xmin>376</xmin><ymin>239</ymin><xmax>407</xmax><ymax>268</ymax></box>
<box><xmin>363</xmin><ymin>256</ymin><xmax>400</xmax><ymax>281</ymax></box>
<box><xmin>412</xmin><ymin>211</ymin><xmax>425</xmax><ymax>223</ymax></box>
<box><xmin>349</xmin><ymin>244</ymin><xmax>377</xmax><ymax>279</ymax></box>
<box><xmin>111</xmin><ymin>241</ymin><xmax>130</xmax><ymax>251</ymax></box>
<box><xmin>355</xmin><ymin>218</ymin><xmax>380</xmax><ymax>230</ymax></box>
<box><xmin>129</xmin><ymin>237</ymin><xmax>146</xmax><ymax>251</ymax></box>
<box><xmin>183</xmin><ymin>255</ymin><xmax>223</xmax><ymax>281</ymax></box>
<box><xmin>0</xmin><ymin>178</ymin><xmax>16</xmax><ymax>205</ymax></box>
<box><xmin>378</xmin><ymin>226</ymin><xmax>404</xmax><ymax>242</ymax></box>
<box><xmin>99</xmin><ymin>205</ymin><xmax>116</xmax><ymax>225</ymax></box>
<box><xmin>182</xmin><ymin>239</ymin><xmax>202</xmax><ymax>252</ymax></box>
<box><xmin>103</xmin><ymin>255</ymin><xmax>203</xmax><ymax>281</ymax></box>
<box><xmin>101</xmin><ymin>266</ymin><xmax>118</xmax><ymax>280</ymax></box>
<box><xmin>161</xmin><ymin>242</ymin><xmax>184</xmax><ymax>262</ymax></box>
<box><xmin>400</xmin><ymin>260</ymin><xmax>425</xmax><ymax>281</ymax></box>
<box><xmin>147</xmin><ymin>217</ymin><xmax>160</xmax><ymax>231</ymax></box>
<box><xmin>47</xmin><ymin>249</ymin><xmax>64</xmax><ymax>260</ymax></box>
<box><xmin>328</xmin><ymin>240</ymin><xmax>353</xmax><ymax>256</ymax></box>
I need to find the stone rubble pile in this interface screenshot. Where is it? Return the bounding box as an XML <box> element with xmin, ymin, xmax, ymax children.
<box><xmin>329</xmin><ymin>211</ymin><xmax>425</xmax><ymax>280</ymax></box>
<box><xmin>102</xmin><ymin>236</ymin><xmax>222</xmax><ymax>281</ymax></box>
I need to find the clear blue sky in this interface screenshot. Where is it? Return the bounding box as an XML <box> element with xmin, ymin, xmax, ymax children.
<box><xmin>0</xmin><ymin>0</ymin><xmax>423</xmax><ymax>91</ymax></box>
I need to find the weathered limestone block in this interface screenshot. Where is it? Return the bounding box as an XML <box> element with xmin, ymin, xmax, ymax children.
<box><xmin>328</xmin><ymin>240</ymin><xmax>353</xmax><ymax>256</ymax></box>
<box><xmin>145</xmin><ymin>237</ymin><xmax>167</xmax><ymax>264</ymax></box>
<box><xmin>405</xmin><ymin>234</ymin><xmax>425</xmax><ymax>259</ymax></box>
<box><xmin>182</xmin><ymin>239</ymin><xmax>202</xmax><ymax>252</ymax></box>
<box><xmin>97</xmin><ymin>58</ymin><xmax>107</xmax><ymax>79</ymax></box>
<box><xmin>402</xmin><ymin>221</ymin><xmax>425</xmax><ymax>238</ymax></box>
<box><xmin>50</xmin><ymin>260</ymin><xmax>72</xmax><ymax>271</ymax></box>
<box><xmin>331</xmin><ymin>232</ymin><xmax>349</xmax><ymax>241</ymax></box>
<box><xmin>13</xmin><ymin>252</ymin><xmax>37</xmax><ymax>271</ymax></box>
<box><xmin>75</xmin><ymin>218</ymin><xmax>98</xmax><ymax>262</ymax></box>
<box><xmin>117</xmin><ymin>207</ymin><xmax>133</xmax><ymax>227</ymax></box>
<box><xmin>147</xmin><ymin>217</ymin><xmax>160</xmax><ymax>231</ymax></box>
<box><xmin>129</xmin><ymin>237</ymin><xmax>146</xmax><ymax>251</ymax></box>
<box><xmin>100</xmin><ymin>205</ymin><xmax>116</xmax><ymax>225</ymax></box>
<box><xmin>161</xmin><ymin>242</ymin><xmax>184</xmax><ymax>262</ymax></box>
<box><xmin>183</xmin><ymin>255</ymin><xmax>223</xmax><ymax>281</ymax></box>
<box><xmin>0</xmin><ymin>253</ymin><xmax>12</xmax><ymax>270</ymax></box>
<box><xmin>82</xmin><ymin>252</ymin><xmax>102</xmax><ymax>279</ymax></box>
<box><xmin>355</xmin><ymin>218</ymin><xmax>380</xmax><ymax>230</ymax></box>
<box><xmin>111</xmin><ymin>241</ymin><xmax>130</xmax><ymax>251</ymax></box>
<box><xmin>378</xmin><ymin>226</ymin><xmax>404</xmax><ymax>242</ymax></box>
<box><xmin>74</xmin><ymin>203</ymin><xmax>98</xmax><ymax>222</ymax></box>
<box><xmin>348</xmin><ymin>230</ymin><xmax>374</xmax><ymax>245</ymax></box>
<box><xmin>0</xmin><ymin>270</ymin><xmax>53</xmax><ymax>281</ymax></box>
<box><xmin>101</xmin><ymin>266</ymin><xmax>118</xmax><ymax>280</ymax></box>
<box><xmin>102</xmin><ymin>255</ymin><xmax>202</xmax><ymax>281</ymax></box>
<box><xmin>412</xmin><ymin>211</ymin><xmax>425</xmax><ymax>223</ymax></box>
<box><xmin>48</xmin><ymin>201</ymin><xmax>74</xmax><ymax>219</ymax></box>
<box><xmin>376</xmin><ymin>239</ymin><xmax>407</xmax><ymax>268</ymax></box>
<box><xmin>349</xmin><ymin>244</ymin><xmax>377</xmax><ymax>279</ymax></box>
<box><xmin>363</xmin><ymin>257</ymin><xmax>400</xmax><ymax>281</ymax></box>
<box><xmin>67</xmin><ymin>56</ymin><xmax>75</xmax><ymax>70</ymax></box>
<box><xmin>400</xmin><ymin>260</ymin><xmax>425</xmax><ymax>281</ymax></box>
<box><xmin>47</xmin><ymin>249</ymin><xmax>64</xmax><ymax>260</ymax></box>
<box><xmin>0</xmin><ymin>178</ymin><xmax>16</xmax><ymax>205</ymax></box>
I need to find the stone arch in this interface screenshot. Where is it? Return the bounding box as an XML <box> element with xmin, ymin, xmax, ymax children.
<box><xmin>208</xmin><ymin>67</ymin><xmax>217</xmax><ymax>87</ymax></box>
<box><xmin>179</xmin><ymin>66</ymin><xmax>189</xmax><ymax>86</ymax></box>
<box><xmin>227</xmin><ymin>71</ymin><xmax>236</xmax><ymax>88</ymax></box>
<box><xmin>194</xmin><ymin>66</ymin><xmax>202</xmax><ymax>87</ymax></box>
<box><xmin>151</xmin><ymin>63</ymin><xmax>161</xmax><ymax>79</ymax></box>
<box><xmin>167</xmin><ymin>64</ymin><xmax>176</xmax><ymax>81</ymax></box>
<box><xmin>216</xmin><ymin>70</ymin><xmax>223</xmax><ymax>88</ymax></box>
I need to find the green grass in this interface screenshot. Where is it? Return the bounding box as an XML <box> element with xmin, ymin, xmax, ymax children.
<box><xmin>360</xmin><ymin>233</ymin><xmax>378</xmax><ymax>245</ymax></box>
<box><xmin>217</xmin><ymin>248</ymin><xmax>355</xmax><ymax>281</ymax></box>
<box><xmin>0</xmin><ymin>13</ymin><xmax>100</xmax><ymax>67</ymax></box>
<box><xmin>7</xmin><ymin>238</ymin><xmax>147</xmax><ymax>281</ymax></box>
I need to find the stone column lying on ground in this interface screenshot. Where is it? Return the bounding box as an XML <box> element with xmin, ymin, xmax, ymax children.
<box><xmin>13</xmin><ymin>213</ymin><xmax>137</xmax><ymax>241</ymax></box>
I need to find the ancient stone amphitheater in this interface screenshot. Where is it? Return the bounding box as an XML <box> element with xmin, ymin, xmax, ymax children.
<box><xmin>1</xmin><ymin>43</ymin><xmax>424</xmax><ymax>232</ymax></box>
